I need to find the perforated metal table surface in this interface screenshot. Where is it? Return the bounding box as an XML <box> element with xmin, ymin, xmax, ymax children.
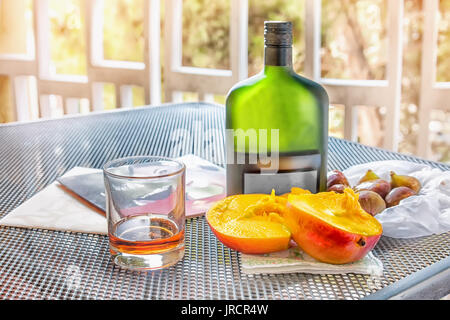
<box><xmin>0</xmin><ymin>102</ymin><xmax>449</xmax><ymax>300</ymax></box>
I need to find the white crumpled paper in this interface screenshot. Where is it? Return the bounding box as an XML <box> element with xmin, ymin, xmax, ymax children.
<box><xmin>342</xmin><ymin>160</ymin><xmax>450</xmax><ymax>238</ymax></box>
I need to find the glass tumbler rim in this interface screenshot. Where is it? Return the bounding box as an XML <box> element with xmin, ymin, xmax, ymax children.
<box><xmin>103</xmin><ymin>155</ymin><xmax>186</xmax><ymax>180</ymax></box>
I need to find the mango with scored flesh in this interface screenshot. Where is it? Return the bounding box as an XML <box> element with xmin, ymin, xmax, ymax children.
<box><xmin>207</xmin><ymin>188</ymin><xmax>382</xmax><ymax>264</ymax></box>
<box><xmin>284</xmin><ymin>188</ymin><xmax>382</xmax><ymax>264</ymax></box>
<box><xmin>206</xmin><ymin>192</ymin><xmax>291</xmax><ymax>254</ymax></box>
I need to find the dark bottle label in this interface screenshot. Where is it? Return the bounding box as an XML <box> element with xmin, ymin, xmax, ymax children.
<box><xmin>226</xmin><ymin>152</ymin><xmax>321</xmax><ymax>196</ymax></box>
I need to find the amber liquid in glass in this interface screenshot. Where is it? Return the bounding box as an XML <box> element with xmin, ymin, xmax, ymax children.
<box><xmin>109</xmin><ymin>214</ymin><xmax>184</xmax><ymax>255</ymax></box>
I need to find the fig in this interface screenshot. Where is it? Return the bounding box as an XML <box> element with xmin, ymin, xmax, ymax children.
<box><xmin>358</xmin><ymin>170</ymin><xmax>380</xmax><ymax>184</ymax></box>
<box><xmin>327</xmin><ymin>184</ymin><xmax>347</xmax><ymax>194</ymax></box>
<box><xmin>354</xmin><ymin>179</ymin><xmax>391</xmax><ymax>199</ymax></box>
<box><xmin>385</xmin><ymin>187</ymin><xmax>416</xmax><ymax>208</ymax></box>
<box><xmin>327</xmin><ymin>170</ymin><xmax>350</xmax><ymax>189</ymax></box>
<box><xmin>358</xmin><ymin>191</ymin><xmax>386</xmax><ymax>216</ymax></box>
<box><xmin>390</xmin><ymin>172</ymin><xmax>421</xmax><ymax>194</ymax></box>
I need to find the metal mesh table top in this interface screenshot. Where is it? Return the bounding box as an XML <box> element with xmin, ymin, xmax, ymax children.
<box><xmin>0</xmin><ymin>102</ymin><xmax>449</xmax><ymax>300</ymax></box>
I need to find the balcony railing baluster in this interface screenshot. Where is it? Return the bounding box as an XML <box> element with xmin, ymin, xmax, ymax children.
<box><xmin>0</xmin><ymin>0</ymin><xmax>448</xmax><ymax>158</ymax></box>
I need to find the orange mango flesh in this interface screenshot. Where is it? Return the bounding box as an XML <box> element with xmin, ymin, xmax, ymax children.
<box><xmin>286</xmin><ymin>189</ymin><xmax>383</xmax><ymax>237</ymax></box>
<box><xmin>206</xmin><ymin>192</ymin><xmax>291</xmax><ymax>254</ymax></box>
<box><xmin>207</xmin><ymin>188</ymin><xmax>383</xmax><ymax>263</ymax></box>
<box><xmin>284</xmin><ymin>188</ymin><xmax>383</xmax><ymax>264</ymax></box>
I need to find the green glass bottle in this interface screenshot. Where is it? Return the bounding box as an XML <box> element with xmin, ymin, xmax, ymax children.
<box><xmin>226</xmin><ymin>21</ymin><xmax>329</xmax><ymax>196</ymax></box>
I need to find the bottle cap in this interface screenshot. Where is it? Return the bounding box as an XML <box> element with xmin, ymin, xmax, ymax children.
<box><xmin>264</xmin><ymin>21</ymin><xmax>293</xmax><ymax>47</ymax></box>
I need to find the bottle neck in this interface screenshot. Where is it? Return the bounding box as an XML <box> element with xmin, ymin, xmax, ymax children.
<box><xmin>264</xmin><ymin>46</ymin><xmax>293</xmax><ymax>69</ymax></box>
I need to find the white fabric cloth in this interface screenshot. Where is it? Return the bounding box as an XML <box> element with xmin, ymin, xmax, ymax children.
<box><xmin>343</xmin><ymin>160</ymin><xmax>450</xmax><ymax>238</ymax></box>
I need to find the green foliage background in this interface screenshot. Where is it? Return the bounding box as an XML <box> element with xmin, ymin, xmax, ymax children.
<box><xmin>43</xmin><ymin>0</ymin><xmax>450</xmax><ymax>163</ymax></box>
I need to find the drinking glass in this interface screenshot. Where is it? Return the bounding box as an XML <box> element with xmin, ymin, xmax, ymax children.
<box><xmin>103</xmin><ymin>156</ymin><xmax>185</xmax><ymax>270</ymax></box>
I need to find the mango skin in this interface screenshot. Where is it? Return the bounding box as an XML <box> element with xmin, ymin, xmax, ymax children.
<box><xmin>285</xmin><ymin>202</ymin><xmax>382</xmax><ymax>265</ymax></box>
<box><xmin>207</xmin><ymin>224</ymin><xmax>291</xmax><ymax>254</ymax></box>
<box><xmin>206</xmin><ymin>194</ymin><xmax>291</xmax><ymax>255</ymax></box>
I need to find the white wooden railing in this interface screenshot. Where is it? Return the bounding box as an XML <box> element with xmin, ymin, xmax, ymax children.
<box><xmin>418</xmin><ymin>0</ymin><xmax>450</xmax><ymax>158</ymax></box>
<box><xmin>303</xmin><ymin>0</ymin><xmax>403</xmax><ymax>153</ymax></box>
<box><xmin>1</xmin><ymin>0</ymin><xmax>161</xmax><ymax>120</ymax></box>
<box><xmin>0</xmin><ymin>0</ymin><xmax>449</xmax><ymax>160</ymax></box>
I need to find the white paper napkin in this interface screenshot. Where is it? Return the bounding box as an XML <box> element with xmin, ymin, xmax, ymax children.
<box><xmin>0</xmin><ymin>155</ymin><xmax>226</xmax><ymax>235</ymax></box>
<box><xmin>240</xmin><ymin>246</ymin><xmax>383</xmax><ymax>276</ymax></box>
<box><xmin>0</xmin><ymin>167</ymin><xmax>108</xmax><ymax>235</ymax></box>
